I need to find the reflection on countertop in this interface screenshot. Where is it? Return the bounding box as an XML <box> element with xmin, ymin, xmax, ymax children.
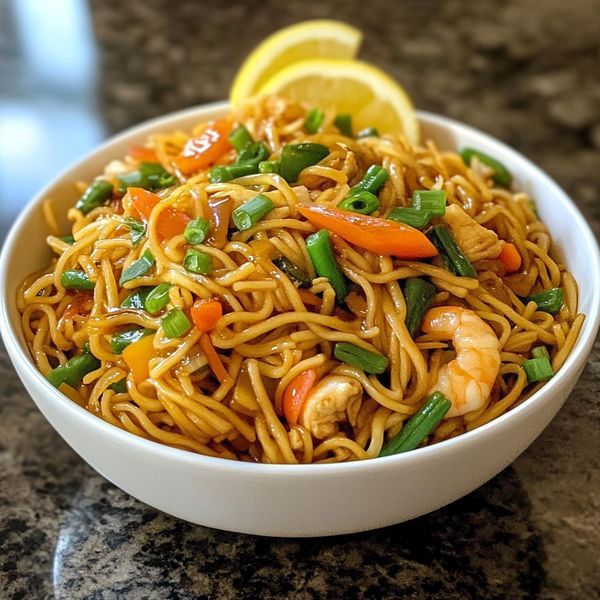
<box><xmin>1</xmin><ymin>0</ymin><xmax>599</xmax><ymax>598</ymax></box>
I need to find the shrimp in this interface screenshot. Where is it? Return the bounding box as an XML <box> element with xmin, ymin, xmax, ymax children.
<box><xmin>421</xmin><ymin>307</ymin><xmax>501</xmax><ymax>417</ymax></box>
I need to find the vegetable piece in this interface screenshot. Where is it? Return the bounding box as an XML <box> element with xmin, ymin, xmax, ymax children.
<box><xmin>298</xmin><ymin>204</ymin><xmax>438</xmax><ymax>259</ymax></box>
<box><xmin>273</xmin><ymin>257</ymin><xmax>312</xmax><ymax>288</ymax></box>
<box><xmin>124</xmin><ymin>217</ymin><xmax>146</xmax><ymax>247</ymax></box>
<box><xmin>497</xmin><ymin>242</ymin><xmax>522</xmax><ymax>273</ymax></box>
<box><xmin>229</xmin><ymin>124</ymin><xmax>253</xmax><ymax>152</ymax></box>
<box><xmin>305</xmin><ymin>229</ymin><xmax>348</xmax><ymax>301</ymax></box>
<box><xmin>184</xmin><ymin>217</ymin><xmax>211</xmax><ymax>245</ymax></box>
<box><xmin>61</xmin><ymin>235</ymin><xmax>75</xmax><ymax>244</ymax></box>
<box><xmin>122</xmin><ymin>334</ymin><xmax>155</xmax><ymax>384</ymax></box>
<box><xmin>237</xmin><ymin>141</ymin><xmax>270</xmax><ymax>166</ymax></box>
<box><xmin>379</xmin><ymin>392</ymin><xmax>452</xmax><ymax>456</ymax></box>
<box><xmin>283</xmin><ymin>368</ymin><xmax>318</xmax><ymax>425</ymax></box>
<box><xmin>183</xmin><ymin>248</ymin><xmax>212</xmax><ymax>274</ymax></box>
<box><xmin>278</xmin><ymin>143</ymin><xmax>329</xmax><ymax>183</ymax></box>
<box><xmin>199</xmin><ymin>334</ymin><xmax>231</xmax><ymax>384</ymax></box>
<box><xmin>46</xmin><ymin>348</ymin><xmax>100</xmax><ymax>389</ymax></box>
<box><xmin>532</xmin><ymin>346</ymin><xmax>551</xmax><ymax>360</ymax></box>
<box><xmin>334</xmin><ymin>342</ymin><xmax>389</xmax><ymax>375</ymax></box>
<box><xmin>129</xmin><ymin>187</ymin><xmax>190</xmax><ymax>239</ymax></box>
<box><xmin>523</xmin><ymin>356</ymin><xmax>554</xmax><ymax>382</ymax></box>
<box><xmin>523</xmin><ymin>288</ymin><xmax>564</xmax><ymax>314</ymax></box>
<box><xmin>351</xmin><ymin>165</ymin><xmax>388</xmax><ymax>195</ymax></box>
<box><xmin>161</xmin><ymin>308</ymin><xmax>191</xmax><ymax>338</ymax></box>
<box><xmin>338</xmin><ymin>190</ymin><xmax>379</xmax><ymax>215</ymax></box>
<box><xmin>297</xmin><ymin>289</ymin><xmax>323</xmax><ymax>309</ymax></box>
<box><xmin>129</xmin><ymin>145</ymin><xmax>158</xmax><ymax>163</ymax></box>
<box><xmin>357</xmin><ymin>127</ymin><xmax>379</xmax><ymax>138</ymax></box>
<box><xmin>259</xmin><ymin>160</ymin><xmax>280</xmax><ymax>174</ymax></box>
<box><xmin>75</xmin><ymin>180</ymin><xmax>113</xmax><ymax>214</ymax></box>
<box><xmin>111</xmin><ymin>327</ymin><xmax>154</xmax><ymax>354</ymax></box>
<box><xmin>121</xmin><ymin>286</ymin><xmax>153</xmax><ymax>309</ymax></box>
<box><xmin>304</xmin><ymin>108</ymin><xmax>324</xmax><ymax>134</ymax></box>
<box><xmin>404</xmin><ymin>278</ymin><xmax>437</xmax><ymax>337</ymax></box>
<box><xmin>117</xmin><ymin>162</ymin><xmax>175</xmax><ymax>194</ymax></box>
<box><xmin>209</xmin><ymin>163</ymin><xmax>257</xmax><ymax>183</ymax></box>
<box><xmin>460</xmin><ymin>148</ymin><xmax>512</xmax><ymax>188</ymax></box>
<box><xmin>387</xmin><ymin>207</ymin><xmax>433</xmax><ymax>230</ymax></box>
<box><xmin>62</xmin><ymin>291</ymin><xmax>93</xmax><ymax>319</ymax></box>
<box><xmin>232</xmin><ymin>194</ymin><xmax>275</xmax><ymax>230</ymax></box>
<box><xmin>119</xmin><ymin>249</ymin><xmax>155</xmax><ymax>285</ymax></box>
<box><xmin>412</xmin><ymin>189</ymin><xmax>446</xmax><ymax>217</ymax></box>
<box><xmin>429</xmin><ymin>225</ymin><xmax>476</xmax><ymax>277</ymax></box>
<box><xmin>334</xmin><ymin>113</ymin><xmax>353</xmax><ymax>137</ymax></box>
<box><xmin>144</xmin><ymin>283</ymin><xmax>172</xmax><ymax>314</ymax></box>
<box><xmin>174</xmin><ymin>119</ymin><xmax>232</xmax><ymax>175</ymax></box>
<box><xmin>191</xmin><ymin>298</ymin><xmax>223</xmax><ymax>332</ymax></box>
<box><xmin>61</xmin><ymin>270</ymin><xmax>95</xmax><ymax>290</ymax></box>
<box><xmin>207</xmin><ymin>196</ymin><xmax>233</xmax><ymax>248</ymax></box>
<box><xmin>109</xmin><ymin>378</ymin><xmax>128</xmax><ymax>393</ymax></box>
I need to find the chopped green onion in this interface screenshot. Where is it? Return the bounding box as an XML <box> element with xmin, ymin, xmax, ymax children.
<box><xmin>304</xmin><ymin>108</ymin><xmax>324</xmax><ymax>134</ymax></box>
<box><xmin>237</xmin><ymin>141</ymin><xmax>270</xmax><ymax>166</ymax></box>
<box><xmin>532</xmin><ymin>346</ymin><xmax>551</xmax><ymax>361</ymax></box>
<box><xmin>338</xmin><ymin>190</ymin><xmax>379</xmax><ymax>215</ymax></box>
<box><xmin>460</xmin><ymin>148</ymin><xmax>512</xmax><ymax>188</ymax></box>
<box><xmin>75</xmin><ymin>180</ymin><xmax>113</xmax><ymax>214</ymax></box>
<box><xmin>523</xmin><ymin>288</ymin><xmax>564</xmax><ymax>314</ymax></box>
<box><xmin>357</xmin><ymin>127</ymin><xmax>380</xmax><ymax>138</ymax></box>
<box><xmin>117</xmin><ymin>162</ymin><xmax>176</xmax><ymax>194</ymax></box>
<box><xmin>334</xmin><ymin>113</ymin><xmax>353</xmax><ymax>137</ymax></box>
<box><xmin>387</xmin><ymin>207</ymin><xmax>434</xmax><ymax>229</ymax></box>
<box><xmin>429</xmin><ymin>225</ymin><xmax>477</xmax><ymax>278</ymax></box>
<box><xmin>109</xmin><ymin>378</ymin><xmax>128</xmax><ymax>393</ymax></box>
<box><xmin>229</xmin><ymin>124</ymin><xmax>253</xmax><ymax>152</ymax></box>
<box><xmin>111</xmin><ymin>327</ymin><xmax>154</xmax><ymax>354</ymax></box>
<box><xmin>183</xmin><ymin>248</ymin><xmax>212</xmax><ymax>274</ymax></box>
<box><xmin>121</xmin><ymin>286</ymin><xmax>153</xmax><ymax>309</ymax></box>
<box><xmin>161</xmin><ymin>308</ymin><xmax>191</xmax><ymax>338</ymax></box>
<box><xmin>305</xmin><ymin>229</ymin><xmax>347</xmax><ymax>302</ymax></box>
<box><xmin>119</xmin><ymin>249</ymin><xmax>155</xmax><ymax>285</ymax></box>
<box><xmin>123</xmin><ymin>217</ymin><xmax>146</xmax><ymax>247</ymax></box>
<box><xmin>259</xmin><ymin>160</ymin><xmax>279</xmax><ymax>174</ymax></box>
<box><xmin>278</xmin><ymin>143</ymin><xmax>329</xmax><ymax>183</ymax></box>
<box><xmin>232</xmin><ymin>194</ymin><xmax>275</xmax><ymax>231</ymax></box>
<box><xmin>412</xmin><ymin>189</ymin><xmax>446</xmax><ymax>217</ymax></box>
<box><xmin>61</xmin><ymin>235</ymin><xmax>75</xmax><ymax>244</ymax></box>
<box><xmin>184</xmin><ymin>217</ymin><xmax>210</xmax><ymax>245</ymax></box>
<box><xmin>334</xmin><ymin>342</ymin><xmax>388</xmax><ymax>375</ymax></box>
<box><xmin>61</xmin><ymin>270</ymin><xmax>95</xmax><ymax>290</ymax></box>
<box><xmin>379</xmin><ymin>392</ymin><xmax>451</xmax><ymax>456</ymax></box>
<box><xmin>144</xmin><ymin>283</ymin><xmax>172</xmax><ymax>314</ymax></box>
<box><xmin>351</xmin><ymin>165</ymin><xmax>388</xmax><ymax>195</ymax></box>
<box><xmin>46</xmin><ymin>349</ymin><xmax>100</xmax><ymax>389</ymax></box>
<box><xmin>404</xmin><ymin>278</ymin><xmax>437</xmax><ymax>337</ymax></box>
<box><xmin>523</xmin><ymin>356</ymin><xmax>554</xmax><ymax>383</ymax></box>
<box><xmin>273</xmin><ymin>257</ymin><xmax>312</xmax><ymax>288</ymax></box>
<box><xmin>209</xmin><ymin>163</ymin><xmax>258</xmax><ymax>183</ymax></box>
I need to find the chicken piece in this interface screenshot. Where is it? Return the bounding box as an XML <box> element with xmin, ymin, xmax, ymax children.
<box><xmin>298</xmin><ymin>375</ymin><xmax>362</xmax><ymax>439</ymax></box>
<box><xmin>443</xmin><ymin>204</ymin><xmax>503</xmax><ymax>262</ymax></box>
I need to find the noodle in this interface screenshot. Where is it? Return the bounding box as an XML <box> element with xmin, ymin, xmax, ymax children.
<box><xmin>17</xmin><ymin>96</ymin><xmax>583</xmax><ymax>464</ymax></box>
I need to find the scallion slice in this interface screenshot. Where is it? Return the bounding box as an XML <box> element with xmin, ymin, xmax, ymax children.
<box><xmin>161</xmin><ymin>308</ymin><xmax>191</xmax><ymax>338</ymax></box>
<box><xmin>350</xmin><ymin>165</ymin><xmax>388</xmax><ymax>195</ymax></box>
<box><xmin>338</xmin><ymin>190</ymin><xmax>379</xmax><ymax>215</ymax></box>
<box><xmin>119</xmin><ymin>249</ymin><xmax>155</xmax><ymax>285</ymax></box>
<box><xmin>144</xmin><ymin>283</ymin><xmax>172</xmax><ymax>314</ymax></box>
<box><xmin>259</xmin><ymin>160</ymin><xmax>280</xmax><ymax>174</ymax></box>
<box><xmin>304</xmin><ymin>108</ymin><xmax>324</xmax><ymax>134</ymax></box>
<box><xmin>334</xmin><ymin>342</ymin><xmax>388</xmax><ymax>375</ymax></box>
<box><xmin>232</xmin><ymin>194</ymin><xmax>275</xmax><ymax>231</ymax></box>
<box><xmin>123</xmin><ymin>217</ymin><xmax>146</xmax><ymax>247</ymax></box>
<box><xmin>460</xmin><ymin>148</ymin><xmax>512</xmax><ymax>188</ymax></box>
<box><xmin>523</xmin><ymin>356</ymin><xmax>554</xmax><ymax>382</ymax></box>
<box><xmin>429</xmin><ymin>225</ymin><xmax>476</xmax><ymax>278</ymax></box>
<box><xmin>387</xmin><ymin>207</ymin><xmax>434</xmax><ymax>230</ymax></box>
<box><xmin>412</xmin><ymin>189</ymin><xmax>446</xmax><ymax>217</ymax></box>
<box><xmin>184</xmin><ymin>217</ymin><xmax>210</xmax><ymax>245</ymax></box>
<box><xmin>117</xmin><ymin>162</ymin><xmax>175</xmax><ymax>194</ymax></box>
<box><xmin>305</xmin><ymin>229</ymin><xmax>347</xmax><ymax>302</ymax></box>
<box><xmin>46</xmin><ymin>348</ymin><xmax>100</xmax><ymax>389</ymax></box>
<box><xmin>278</xmin><ymin>143</ymin><xmax>329</xmax><ymax>183</ymax></box>
<box><xmin>209</xmin><ymin>163</ymin><xmax>258</xmax><ymax>183</ymax></box>
<box><xmin>183</xmin><ymin>248</ymin><xmax>212</xmax><ymax>274</ymax></box>
<box><xmin>404</xmin><ymin>278</ymin><xmax>437</xmax><ymax>337</ymax></box>
<box><xmin>121</xmin><ymin>286</ymin><xmax>153</xmax><ymax>309</ymax></box>
<box><xmin>229</xmin><ymin>124</ymin><xmax>253</xmax><ymax>152</ymax></box>
<box><xmin>334</xmin><ymin>113</ymin><xmax>353</xmax><ymax>137</ymax></box>
<box><xmin>523</xmin><ymin>288</ymin><xmax>564</xmax><ymax>314</ymax></box>
<box><xmin>111</xmin><ymin>327</ymin><xmax>154</xmax><ymax>354</ymax></box>
<box><xmin>75</xmin><ymin>180</ymin><xmax>113</xmax><ymax>214</ymax></box>
<box><xmin>61</xmin><ymin>270</ymin><xmax>95</xmax><ymax>290</ymax></box>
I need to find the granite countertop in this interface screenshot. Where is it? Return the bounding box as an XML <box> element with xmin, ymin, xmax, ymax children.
<box><xmin>1</xmin><ymin>0</ymin><xmax>599</xmax><ymax>598</ymax></box>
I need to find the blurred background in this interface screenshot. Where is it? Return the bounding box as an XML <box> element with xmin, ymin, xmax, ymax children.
<box><xmin>1</xmin><ymin>1</ymin><xmax>599</xmax><ymax>597</ymax></box>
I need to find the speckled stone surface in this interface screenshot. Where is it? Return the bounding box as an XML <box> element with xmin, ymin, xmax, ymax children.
<box><xmin>1</xmin><ymin>0</ymin><xmax>599</xmax><ymax>598</ymax></box>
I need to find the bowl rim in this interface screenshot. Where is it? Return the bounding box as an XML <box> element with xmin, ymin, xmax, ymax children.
<box><xmin>1</xmin><ymin>101</ymin><xmax>599</xmax><ymax>476</ymax></box>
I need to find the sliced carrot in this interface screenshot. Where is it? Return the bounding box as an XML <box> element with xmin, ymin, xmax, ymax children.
<box><xmin>129</xmin><ymin>145</ymin><xmax>159</xmax><ymax>163</ymax></box>
<box><xmin>129</xmin><ymin>187</ymin><xmax>190</xmax><ymax>238</ymax></box>
<box><xmin>62</xmin><ymin>291</ymin><xmax>94</xmax><ymax>319</ymax></box>
<box><xmin>191</xmin><ymin>299</ymin><xmax>223</xmax><ymax>333</ymax></box>
<box><xmin>298</xmin><ymin>204</ymin><xmax>438</xmax><ymax>259</ymax></box>
<box><xmin>122</xmin><ymin>334</ymin><xmax>155</xmax><ymax>384</ymax></box>
<box><xmin>283</xmin><ymin>368</ymin><xmax>318</xmax><ymax>426</ymax></box>
<box><xmin>174</xmin><ymin>119</ymin><xmax>232</xmax><ymax>175</ymax></box>
<box><xmin>297</xmin><ymin>289</ymin><xmax>323</xmax><ymax>310</ymax></box>
<box><xmin>498</xmin><ymin>242</ymin><xmax>522</xmax><ymax>273</ymax></box>
<box><xmin>207</xmin><ymin>196</ymin><xmax>233</xmax><ymax>248</ymax></box>
<box><xmin>199</xmin><ymin>334</ymin><xmax>231</xmax><ymax>385</ymax></box>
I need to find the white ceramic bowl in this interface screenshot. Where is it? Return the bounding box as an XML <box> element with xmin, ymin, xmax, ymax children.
<box><xmin>1</xmin><ymin>102</ymin><xmax>599</xmax><ymax>537</ymax></box>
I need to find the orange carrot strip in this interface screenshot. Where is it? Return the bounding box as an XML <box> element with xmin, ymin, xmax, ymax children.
<box><xmin>498</xmin><ymin>242</ymin><xmax>522</xmax><ymax>273</ymax></box>
<box><xmin>174</xmin><ymin>119</ymin><xmax>232</xmax><ymax>175</ymax></box>
<box><xmin>191</xmin><ymin>299</ymin><xmax>223</xmax><ymax>333</ymax></box>
<box><xmin>129</xmin><ymin>145</ymin><xmax>159</xmax><ymax>163</ymax></box>
<box><xmin>200</xmin><ymin>334</ymin><xmax>231</xmax><ymax>385</ymax></box>
<box><xmin>129</xmin><ymin>187</ymin><xmax>190</xmax><ymax>238</ymax></box>
<box><xmin>283</xmin><ymin>368</ymin><xmax>318</xmax><ymax>425</ymax></box>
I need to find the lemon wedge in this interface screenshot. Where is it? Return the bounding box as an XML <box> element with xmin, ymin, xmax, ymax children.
<box><xmin>230</xmin><ymin>20</ymin><xmax>362</xmax><ymax>106</ymax></box>
<box><xmin>257</xmin><ymin>59</ymin><xmax>419</xmax><ymax>144</ymax></box>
